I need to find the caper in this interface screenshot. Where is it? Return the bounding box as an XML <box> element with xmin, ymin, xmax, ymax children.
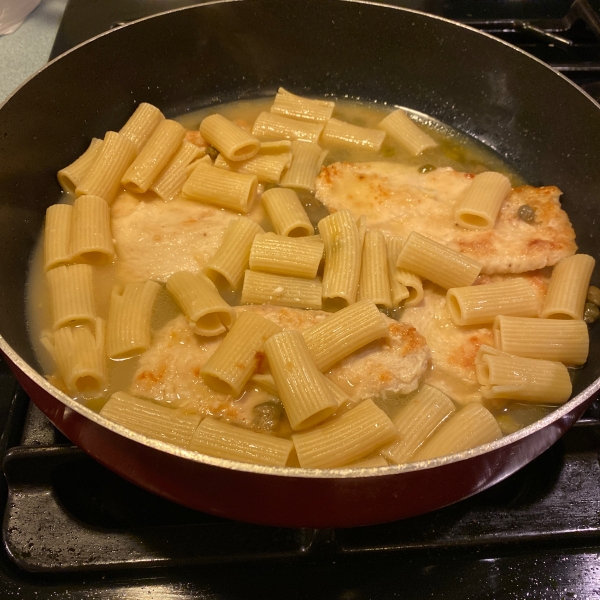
<box><xmin>253</xmin><ymin>401</ymin><xmax>284</xmax><ymax>431</ymax></box>
<box><xmin>205</xmin><ymin>145</ymin><xmax>219</xmax><ymax>161</ymax></box>
<box><xmin>584</xmin><ymin>302</ymin><xmax>600</xmax><ymax>324</ymax></box>
<box><xmin>381</xmin><ymin>147</ymin><xmax>396</xmax><ymax>158</ymax></box>
<box><xmin>517</xmin><ymin>204</ymin><xmax>536</xmax><ymax>223</ymax></box>
<box><xmin>586</xmin><ymin>285</ymin><xmax>600</xmax><ymax>307</ymax></box>
<box><xmin>419</xmin><ymin>164</ymin><xmax>436</xmax><ymax>174</ymax></box>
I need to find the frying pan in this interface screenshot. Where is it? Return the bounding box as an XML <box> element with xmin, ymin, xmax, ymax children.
<box><xmin>0</xmin><ymin>0</ymin><xmax>598</xmax><ymax>528</ymax></box>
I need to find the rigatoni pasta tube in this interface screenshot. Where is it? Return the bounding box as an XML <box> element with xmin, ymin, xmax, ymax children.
<box><xmin>252</xmin><ymin>112</ymin><xmax>324</xmax><ymax>143</ymax></box>
<box><xmin>476</xmin><ymin>348</ymin><xmax>572</xmax><ymax>404</ymax></box>
<box><xmin>214</xmin><ymin>150</ymin><xmax>291</xmax><ymax>184</ymax></box>
<box><xmin>241</xmin><ymin>270</ymin><xmax>322</xmax><ymax>310</ymax></box>
<box><xmin>493</xmin><ymin>315</ymin><xmax>589</xmax><ymax>365</ymax></box>
<box><xmin>265</xmin><ymin>330</ymin><xmax>338</xmax><ymax>430</ymax></box>
<box><xmin>541</xmin><ymin>254</ymin><xmax>596</xmax><ymax>320</ymax></box>
<box><xmin>302</xmin><ymin>299</ymin><xmax>389</xmax><ymax>372</ymax></box>
<box><xmin>322</xmin><ymin>118</ymin><xmax>386</xmax><ymax>150</ymax></box>
<box><xmin>249</xmin><ymin>233</ymin><xmax>324</xmax><ymax>278</ymax></box>
<box><xmin>203</xmin><ymin>217</ymin><xmax>264</xmax><ymax>289</ymax></box>
<box><xmin>100</xmin><ymin>391</ymin><xmax>200</xmax><ymax>448</ymax></box>
<box><xmin>151</xmin><ymin>140</ymin><xmax>203</xmax><ymax>201</ymax></box>
<box><xmin>378</xmin><ymin>109</ymin><xmax>437</xmax><ymax>155</ymax></box>
<box><xmin>47</xmin><ymin>264</ymin><xmax>95</xmax><ymax>330</ymax></box>
<box><xmin>54</xmin><ymin>319</ymin><xmax>107</xmax><ymax>394</ymax></box>
<box><xmin>261</xmin><ymin>187</ymin><xmax>313</xmax><ymax>237</ymax></box>
<box><xmin>396</xmin><ymin>269</ymin><xmax>423</xmax><ymax>307</ymax></box>
<box><xmin>166</xmin><ymin>271</ymin><xmax>235</xmax><ymax>337</ymax></box>
<box><xmin>319</xmin><ymin>210</ymin><xmax>361</xmax><ymax>307</ymax></box>
<box><xmin>358</xmin><ymin>229</ymin><xmax>392</xmax><ymax>308</ymax></box>
<box><xmin>396</xmin><ymin>231</ymin><xmax>482</xmax><ymax>289</ymax></box>
<box><xmin>70</xmin><ymin>195</ymin><xmax>114</xmax><ymax>265</ymax></box>
<box><xmin>414</xmin><ymin>403</ymin><xmax>502</xmax><ymax>461</ymax></box>
<box><xmin>280</xmin><ymin>141</ymin><xmax>328</xmax><ymax>192</ymax></box>
<box><xmin>75</xmin><ymin>131</ymin><xmax>136</xmax><ymax>203</ymax></box>
<box><xmin>57</xmin><ymin>138</ymin><xmax>103</xmax><ymax>194</ymax></box>
<box><xmin>455</xmin><ymin>171</ymin><xmax>512</xmax><ymax>231</ymax></box>
<box><xmin>107</xmin><ymin>280</ymin><xmax>161</xmax><ymax>359</ymax></box>
<box><xmin>385</xmin><ymin>235</ymin><xmax>409</xmax><ymax>307</ymax></box>
<box><xmin>292</xmin><ymin>399</ymin><xmax>397</xmax><ymax>468</ymax></box>
<box><xmin>182</xmin><ymin>163</ymin><xmax>258</xmax><ymax>213</ymax></box>
<box><xmin>200</xmin><ymin>311</ymin><xmax>281</xmax><ymax>396</ymax></box>
<box><xmin>270</xmin><ymin>88</ymin><xmax>335</xmax><ymax>123</ymax></box>
<box><xmin>121</xmin><ymin>119</ymin><xmax>186</xmax><ymax>193</ymax></box>
<box><xmin>447</xmin><ymin>277</ymin><xmax>539</xmax><ymax>326</ymax></box>
<box><xmin>119</xmin><ymin>102</ymin><xmax>165</xmax><ymax>153</ymax></box>
<box><xmin>381</xmin><ymin>385</ymin><xmax>456</xmax><ymax>464</ymax></box>
<box><xmin>188</xmin><ymin>417</ymin><xmax>293</xmax><ymax>466</ymax></box>
<box><xmin>44</xmin><ymin>204</ymin><xmax>73</xmax><ymax>271</ymax></box>
<box><xmin>199</xmin><ymin>114</ymin><xmax>260</xmax><ymax>161</ymax></box>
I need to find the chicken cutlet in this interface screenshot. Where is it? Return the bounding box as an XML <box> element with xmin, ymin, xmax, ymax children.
<box><xmin>315</xmin><ymin>162</ymin><xmax>577</xmax><ymax>274</ymax></box>
<box><xmin>129</xmin><ymin>305</ymin><xmax>429</xmax><ymax>429</ymax></box>
<box><xmin>398</xmin><ymin>271</ymin><xmax>550</xmax><ymax>406</ymax></box>
<box><xmin>110</xmin><ymin>190</ymin><xmax>266</xmax><ymax>283</ymax></box>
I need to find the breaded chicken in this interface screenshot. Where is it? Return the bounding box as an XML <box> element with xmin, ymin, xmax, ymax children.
<box><xmin>399</xmin><ymin>271</ymin><xmax>550</xmax><ymax>406</ymax></box>
<box><xmin>315</xmin><ymin>162</ymin><xmax>577</xmax><ymax>274</ymax></box>
<box><xmin>129</xmin><ymin>305</ymin><xmax>429</xmax><ymax>428</ymax></box>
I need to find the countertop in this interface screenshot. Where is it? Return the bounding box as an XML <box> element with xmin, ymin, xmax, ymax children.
<box><xmin>0</xmin><ymin>0</ymin><xmax>68</xmax><ymax>104</ymax></box>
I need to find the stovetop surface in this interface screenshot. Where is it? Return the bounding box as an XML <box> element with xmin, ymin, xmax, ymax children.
<box><xmin>2</xmin><ymin>1</ymin><xmax>600</xmax><ymax>598</ymax></box>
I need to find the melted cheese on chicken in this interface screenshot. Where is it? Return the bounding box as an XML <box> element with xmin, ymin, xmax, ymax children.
<box><xmin>129</xmin><ymin>305</ymin><xmax>429</xmax><ymax>429</ymax></box>
<box><xmin>315</xmin><ymin>162</ymin><xmax>577</xmax><ymax>274</ymax></box>
<box><xmin>399</xmin><ymin>271</ymin><xmax>550</xmax><ymax>406</ymax></box>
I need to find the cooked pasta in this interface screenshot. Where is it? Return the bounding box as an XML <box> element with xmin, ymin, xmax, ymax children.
<box><xmin>182</xmin><ymin>163</ymin><xmax>258</xmax><ymax>213</ymax></box>
<box><xmin>265</xmin><ymin>330</ymin><xmax>338</xmax><ymax>430</ymax></box>
<box><xmin>396</xmin><ymin>231</ymin><xmax>482</xmax><ymax>289</ymax></box>
<box><xmin>47</xmin><ymin>263</ymin><xmax>95</xmax><ymax>330</ymax></box>
<box><xmin>251</xmin><ymin>111</ymin><xmax>324</xmax><ymax>143</ymax></box>
<box><xmin>166</xmin><ymin>271</ymin><xmax>235</xmax><ymax>336</ymax></box>
<box><xmin>75</xmin><ymin>131</ymin><xmax>136</xmax><ymax>203</ymax></box>
<box><xmin>540</xmin><ymin>254</ymin><xmax>596</xmax><ymax>320</ymax></box>
<box><xmin>119</xmin><ymin>102</ymin><xmax>165</xmax><ymax>153</ymax></box>
<box><xmin>270</xmin><ymin>88</ymin><xmax>335</xmax><ymax>123</ymax></box>
<box><xmin>292</xmin><ymin>399</ymin><xmax>397</xmax><ymax>469</ymax></box>
<box><xmin>57</xmin><ymin>138</ymin><xmax>103</xmax><ymax>195</ymax></box>
<box><xmin>44</xmin><ymin>204</ymin><xmax>73</xmax><ymax>271</ymax></box>
<box><xmin>188</xmin><ymin>417</ymin><xmax>293</xmax><ymax>466</ymax></box>
<box><xmin>476</xmin><ymin>346</ymin><xmax>572</xmax><ymax>404</ymax></box>
<box><xmin>100</xmin><ymin>391</ymin><xmax>200</xmax><ymax>448</ymax></box>
<box><xmin>322</xmin><ymin>118</ymin><xmax>386</xmax><ymax>150</ymax></box>
<box><xmin>261</xmin><ymin>187</ymin><xmax>313</xmax><ymax>237</ymax></box>
<box><xmin>199</xmin><ymin>113</ymin><xmax>260</xmax><ymax>161</ymax></box>
<box><xmin>319</xmin><ymin>210</ymin><xmax>361</xmax><ymax>307</ymax></box>
<box><xmin>280</xmin><ymin>141</ymin><xmax>328</xmax><ymax>192</ymax></box>
<box><xmin>493</xmin><ymin>315</ymin><xmax>589</xmax><ymax>365</ymax></box>
<box><xmin>302</xmin><ymin>299</ymin><xmax>389</xmax><ymax>372</ymax></box>
<box><xmin>381</xmin><ymin>385</ymin><xmax>456</xmax><ymax>464</ymax></box>
<box><xmin>203</xmin><ymin>217</ymin><xmax>264</xmax><ymax>289</ymax></box>
<box><xmin>151</xmin><ymin>140</ymin><xmax>203</xmax><ymax>201</ymax></box>
<box><xmin>447</xmin><ymin>277</ymin><xmax>539</xmax><ymax>326</ymax></box>
<box><xmin>385</xmin><ymin>235</ymin><xmax>409</xmax><ymax>307</ymax></box>
<box><xmin>70</xmin><ymin>195</ymin><xmax>114</xmax><ymax>265</ymax></box>
<box><xmin>249</xmin><ymin>233</ymin><xmax>324</xmax><ymax>278</ymax></box>
<box><xmin>358</xmin><ymin>229</ymin><xmax>392</xmax><ymax>308</ymax></box>
<box><xmin>454</xmin><ymin>171</ymin><xmax>512</xmax><ymax>231</ymax></box>
<box><xmin>106</xmin><ymin>280</ymin><xmax>161</xmax><ymax>359</ymax></box>
<box><xmin>378</xmin><ymin>108</ymin><xmax>437</xmax><ymax>155</ymax></box>
<box><xmin>121</xmin><ymin>119</ymin><xmax>186</xmax><ymax>193</ymax></box>
<box><xmin>414</xmin><ymin>403</ymin><xmax>502</xmax><ymax>461</ymax></box>
<box><xmin>200</xmin><ymin>311</ymin><xmax>282</xmax><ymax>396</ymax></box>
<box><xmin>241</xmin><ymin>270</ymin><xmax>323</xmax><ymax>310</ymax></box>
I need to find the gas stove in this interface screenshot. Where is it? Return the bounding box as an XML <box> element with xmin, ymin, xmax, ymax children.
<box><xmin>1</xmin><ymin>1</ymin><xmax>600</xmax><ymax>598</ymax></box>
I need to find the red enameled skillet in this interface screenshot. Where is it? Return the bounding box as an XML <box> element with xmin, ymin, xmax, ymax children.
<box><xmin>0</xmin><ymin>0</ymin><xmax>599</xmax><ymax>527</ymax></box>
